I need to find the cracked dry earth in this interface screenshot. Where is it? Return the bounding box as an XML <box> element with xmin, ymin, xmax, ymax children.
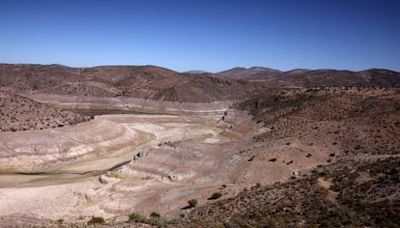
<box><xmin>0</xmin><ymin>109</ymin><xmax>333</xmax><ymax>226</ymax></box>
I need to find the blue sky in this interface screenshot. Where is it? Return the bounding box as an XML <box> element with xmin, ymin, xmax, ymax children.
<box><xmin>0</xmin><ymin>0</ymin><xmax>399</xmax><ymax>72</ymax></box>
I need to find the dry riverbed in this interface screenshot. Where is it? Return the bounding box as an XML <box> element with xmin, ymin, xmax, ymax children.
<box><xmin>0</xmin><ymin>111</ymin><xmax>331</xmax><ymax>224</ymax></box>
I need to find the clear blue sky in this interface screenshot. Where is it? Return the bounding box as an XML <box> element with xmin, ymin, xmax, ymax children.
<box><xmin>0</xmin><ymin>0</ymin><xmax>399</xmax><ymax>72</ymax></box>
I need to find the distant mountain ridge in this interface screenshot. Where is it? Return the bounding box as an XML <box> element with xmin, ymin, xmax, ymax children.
<box><xmin>217</xmin><ymin>66</ymin><xmax>400</xmax><ymax>87</ymax></box>
<box><xmin>218</xmin><ymin>66</ymin><xmax>282</xmax><ymax>80</ymax></box>
<box><xmin>1</xmin><ymin>63</ymin><xmax>399</xmax><ymax>104</ymax></box>
<box><xmin>183</xmin><ymin>70</ymin><xmax>210</xmax><ymax>74</ymax></box>
<box><xmin>0</xmin><ymin>64</ymin><xmax>264</xmax><ymax>102</ymax></box>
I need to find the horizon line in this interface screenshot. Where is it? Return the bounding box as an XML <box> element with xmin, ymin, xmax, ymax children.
<box><xmin>0</xmin><ymin>62</ymin><xmax>399</xmax><ymax>74</ymax></box>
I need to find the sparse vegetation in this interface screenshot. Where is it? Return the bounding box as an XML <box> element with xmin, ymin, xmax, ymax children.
<box><xmin>150</xmin><ymin>212</ymin><xmax>161</xmax><ymax>218</ymax></box>
<box><xmin>177</xmin><ymin>158</ymin><xmax>400</xmax><ymax>227</ymax></box>
<box><xmin>129</xmin><ymin>213</ymin><xmax>147</xmax><ymax>223</ymax></box>
<box><xmin>148</xmin><ymin>216</ymin><xmax>168</xmax><ymax>227</ymax></box>
<box><xmin>128</xmin><ymin>212</ymin><xmax>167</xmax><ymax>227</ymax></box>
<box><xmin>87</xmin><ymin>216</ymin><xmax>105</xmax><ymax>225</ymax></box>
<box><xmin>0</xmin><ymin>92</ymin><xmax>89</xmax><ymax>132</ymax></box>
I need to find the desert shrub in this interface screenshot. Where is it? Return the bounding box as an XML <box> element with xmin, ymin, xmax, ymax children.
<box><xmin>87</xmin><ymin>216</ymin><xmax>105</xmax><ymax>224</ymax></box>
<box><xmin>129</xmin><ymin>212</ymin><xmax>168</xmax><ymax>227</ymax></box>
<box><xmin>188</xmin><ymin>199</ymin><xmax>198</xmax><ymax>208</ymax></box>
<box><xmin>129</xmin><ymin>212</ymin><xmax>146</xmax><ymax>223</ymax></box>
<box><xmin>150</xmin><ymin>212</ymin><xmax>161</xmax><ymax>218</ymax></box>
<box><xmin>148</xmin><ymin>216</ymin><xmax>168</xmax><ymax>227</ymax></box>
<box><xmin>208</xmin><ymin>192</ymin><xmax>222</xmax><ymax>200</ymax></box>
<box><xmin>269</xmin><ymin>158</ymin><xmax>277</xmax><ymax>162</ymax></box>
<box><xmin>230</xmin><ymin>215</ymin><xmax>254</xmax><ymax>228</ymax></box>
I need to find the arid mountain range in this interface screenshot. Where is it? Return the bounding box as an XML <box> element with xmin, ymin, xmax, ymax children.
<box><xmin>1</xmin><ymin>64</ymin><xmax>399</xmax><ymax>103</ymax></box>
<box><xmin>0</xmin><ymin>64</ymin><xmax>261</xmax><ymax>102</ymax></box>
<box><xmin>218</xmin><ymin>66</ymin><xmax>400</xmax><ymax>87</ymax></box>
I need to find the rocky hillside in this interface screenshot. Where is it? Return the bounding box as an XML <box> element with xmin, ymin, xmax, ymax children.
<box><xmin>172</xmin><ymin>87</ymin><xmax>400</xmax><ymax>227</ymax></box>
<box><xmin>237</xmin><ymin>87</ymin><xmax>400</xmax><ymax>159</ymax></box>
<box><xmin>0</xmin><ymin>64</ymin><xmax>264</xmax><ymax>102</ymax></box>
<box><xmin>0</xmin><ymin>92</ymin><xmax>89</xmax><ymax>132</ymax></box>
<box><xmin>176</xmin><ymin>157</ymin><xmax>399</xmax><ymax>227</ymax></box>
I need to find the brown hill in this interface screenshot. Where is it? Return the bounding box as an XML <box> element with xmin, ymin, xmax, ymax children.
<box><xmin>0</xmin><ymin>92</ymin><xmax>89</xmax><ymax>132</ymax></box>
<box><xmin>218</xmin><ymin>66</ymin><xmax>282</xmax><ymax>80</ymax></box>
<box><xmin>0</xmin><ymin>64</ymin><xmax>264</xmax><ymax>102</ymax></box>
<box><xmin>217</xmin><ymin>67</ymin><xmax>400</xmax><ymax>87</ymax></box>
